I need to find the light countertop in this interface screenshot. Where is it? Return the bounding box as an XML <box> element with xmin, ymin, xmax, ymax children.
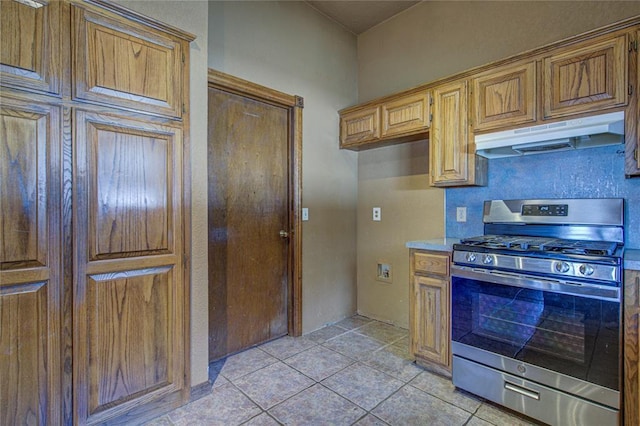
<box><xmin>406</xmin><ymin>238</ymin><xmax>459</xmax><ymax>252</ymax></box>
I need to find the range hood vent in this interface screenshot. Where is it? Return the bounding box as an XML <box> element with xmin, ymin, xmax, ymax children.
<box><xmin>475</xmin><ymin>111</ymin><xmax>624</xmax><ymax>159</ymax></box>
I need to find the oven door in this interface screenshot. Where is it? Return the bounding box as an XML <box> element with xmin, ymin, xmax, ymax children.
<box><xmin>451</xmin><ymin>265</ymin><xmax>621</xmax><ymax>409</ymax></box>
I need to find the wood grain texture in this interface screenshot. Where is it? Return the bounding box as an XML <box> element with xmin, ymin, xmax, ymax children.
<box><xmin>74</xmin><ymin>110</ymin><xmax>185</xmax><ymax>424</ymax></box>
<box><xmin>473</xmin><ymin>61</ymin><xmax>537</xmax><ymax>131</ymax></box>
<box><xmin>87</xmin><ymin>268</ymin><xmax>172</xmax><ymax>414</ymax></box>
<box><xmin>625</xmin><ymin>270</ymin><xmax>640</xmax><ymax>426</ymax></box>
<box><xmin>543</xmin><ymin>33</ymin><xmax>627</xmax><ymax>118</ymax></box>
<box><xmin>88</xmin><ymin>123</ymin><xmax>172</xmax><ymax>259</ymax></box>
<box><xmin>0</xmin><ymin>283</ymin><xmax>48</xmax><ymax>425</ymax></box>
<box><xmin>0</xmin><ymin>0</ymin><xmax>61</xmax><ymax>95</ymax></box>
<box><xmin>409</xmin><ymin>249</ymin><xmax>452</xmax><ymax>375</ymax></box>
<box><xmin>0</xmin><ymin>108</ymin><xmax>46</xmax><ymax>267</ymax></box>
<box><xmin>73</xmin><ymin>5</ymin><xmax>183</xmax><ymax>118</ymax></box>
<box><xmin>0</xmin><ymin>98</ymin><xmax>62</xmax><ymax>425</ymax></box>
<box><xmin>340</xmin><ymin>106</ymin><xmax>380</xmax><ymax>148</ymax></box>
<box><xmin>626</xmin><ymin>29</ymin><xmax>640</xmax><ymax>177</ymax></box>
<box><xmin>381</xmin><ymin>91</ymin><xmax>430</xmax><ymax>138</ymax></box>
<box><xmin>208</xmin><ymin>87</ymin><xmax>289</xmax><ymax>361</ymax></box>
<box><xmin>430</xmin><ymin>79</ymin><xmax>469</xmax><ymax>186</ymax></box>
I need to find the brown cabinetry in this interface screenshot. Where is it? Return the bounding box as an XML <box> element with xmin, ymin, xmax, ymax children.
<box><xmin>543</xmin><ymin>33</ymin><xmax>627</xmax><ymax>119</ymax></box>
<box><xmin>0</xmin><ymin>97</ymin><xmax>62</xmax><ymax>426</ymax></box>
<box><xmin>410</xmin><ymin>250</ymin><xmax>451</xmax><ymax>375</ymax></box>
<box><xmin>72</xmin><ymin>5</ymin><xmax>185</xmax><ymax>118</ymax></box>
<box><xmin>625</xmin><ymin>268</ymin><xmax>640</xmax><ymax>426</ymax></box>
<box><xmin>0</xmin><ymin>1</ymin><xmax>193</xmax><ymax>424</ymax></box>
<box><xmin>430</xmin><ymin>79</ymin><xmax>486</xmax><ymax>187</ymax></box>
<box><xmin>0</xmin><ymin>0</ymin><xmax>61</xmax><ymax>95</ymax></box>
<box><xmin>472</xmin><ymin>61</ymin><xmax>537</xmax><ymax>132</ymax></box>
<box><xmin>339</xmin><ymin>91</ymin><xmax>429</xmax><ymax>150</ymax></box>
<box><xmin>628</xmin><ymin>30</ymin><xmax>640</xmax><ymax>177</ymax></box>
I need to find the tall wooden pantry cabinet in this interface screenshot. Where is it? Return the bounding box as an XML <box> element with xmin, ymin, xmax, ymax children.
<box><xmin>0</xmin><ymin>0</ymin><xmax>194</xmax><ymax>424</ymax></box>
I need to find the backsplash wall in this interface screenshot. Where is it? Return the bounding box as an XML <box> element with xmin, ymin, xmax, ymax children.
<box><xmin>445</xmin><ymin>144</ymin><xmax>640</xmax><ymax>248</ymax></box>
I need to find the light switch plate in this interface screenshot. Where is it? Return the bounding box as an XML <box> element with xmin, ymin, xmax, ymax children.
<box><xmin>302</xmin><ymin>208</ymin><xmax>309</xmax><ymax>221</ymax></box>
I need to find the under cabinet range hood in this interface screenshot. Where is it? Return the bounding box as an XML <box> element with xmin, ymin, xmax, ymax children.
<box><xmin>475</xmin><ymin>111</ymin><xmax>624</xmax><ymax>158</ymax></box>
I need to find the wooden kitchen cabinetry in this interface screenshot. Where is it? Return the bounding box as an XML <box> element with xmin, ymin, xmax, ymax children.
<box><xmin>543</xmin><ymin>33</ymin><xmax>627</xmax><ymax>119</ymax></box>
<box><xmin>339</xmin><ymin>90</ymin><xmax>430</xmax><ymax>150</ymax></box>
<box><xmin>625</xmin><ymin>268</ymin><xmax>640</xmax><ymax>426</ymax></box>
<box><xmin>410</xmin><ymin>249</ymin><xmax>451</xmax><ymax>376</ymax></box>
<box><xmin>628</xmin><ymin>30</ymin><xmax>640</xmax><ymax>177</ymax></box>
<box><xmin>472</xmin><ymin>61</ymin><xmax>537</xmax><ymax>132</ymax></box>
<box><xmin>0</xmin><ymin>0</ymin><xmax>194</xmax><ymax>424</ymax></box>
<box><xmin>430</xmin><ymin>79</ymin><xmax>487</xmax><ymax>187</ymax></box>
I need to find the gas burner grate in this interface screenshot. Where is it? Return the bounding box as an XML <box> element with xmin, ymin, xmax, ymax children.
<box><xmin>459</xmin><ymin>235</ymin><xmax>620</xmax><ymax>256</ymax></box>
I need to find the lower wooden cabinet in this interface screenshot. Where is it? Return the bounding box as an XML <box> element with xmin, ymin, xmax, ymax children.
<box><xmin>625</xmin><ymin>268</ymin><xmax>640</xmax><ymax>426</ymax></box>
<box><xmin>410</xmin><ymin>249</ymin><xmax>451</xmax><ymax>376</ymax></box>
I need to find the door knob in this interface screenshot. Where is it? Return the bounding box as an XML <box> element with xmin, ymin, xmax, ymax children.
<box><xmin>279</xmin><ymin>230</ymin><xmax>289</xmax><ymax>238</ymax></box>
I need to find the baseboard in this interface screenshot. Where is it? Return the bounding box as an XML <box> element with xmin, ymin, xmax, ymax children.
<box><xmin>190</xmin><ymin>379</ymin><xmax>213</xmax><ymax>402</ymax></box>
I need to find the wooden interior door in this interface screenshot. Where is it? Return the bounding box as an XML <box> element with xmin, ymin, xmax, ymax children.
<box><xmin>0</xmin><ymin>98</ymin><xmax>62</xmax><ymax>424</ymax></box>
<box><xmin>208</xmin><ymin>87</ymin><xmax>290</xmax><ymax>361</ymax></box>
<box><xmin>73</xmin><ymin>110</ymin><xmax>186</xmax><ymax>424</ymax></box>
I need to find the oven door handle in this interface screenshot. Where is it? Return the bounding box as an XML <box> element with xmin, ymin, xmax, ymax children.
<box><xmin>451</xmin><ymin>265</ymin><xmax>620</xmax><ymax>301</ymax></box>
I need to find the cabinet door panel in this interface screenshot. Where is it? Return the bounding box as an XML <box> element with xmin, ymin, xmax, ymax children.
<box><xmin>431</xmin><ymin>80</ymin><xmax>469</xmax><ymax>185</ymax></box>
<box><xmin>412</xmin><ymin>275</ymin><xmax>449</xmax><ymax>367</ymax></box>
<box><xmin>340</xmin><ymin>106</ymin><xmax>380</xmax><ymax>148</ymax></box>
<box><xmin>543</xmin><ymin>34</ymin><xmax>627</xmax><ymax>118</ymax></box>
<box><xmin>0</xmin><ymin>100</ymin><xmax>62</xmax><ymax>425</ymax></box>
<box><xmin>87</xmin><ymin>267</ymin><xmax>173</xmax><ymax>415</ymax></box>
<box><xmin>73</xmin><ymin>6</ymin><xmax>183</xmax><ymax>118</ymax></box>
<box><xmin>381</xmin><ymin>92</ymin><xmax>430</xmax><ymax>138</ymax></box>
<box><xmin>87</xmin><ymin>123</ymin><xmax>173</xmax><ymax>260</ymax></box>
<box><xmin>473</xmin><ymin>61</ymin><xmax>536</xmax><ymax>131</ymax></box>
<box><xmin>0</xmin><ymin>0</ymin><xmax>60</xmax><ymax>95</ymax></box>
<box><xmin>74</xmin><ymin>110</ymin><xmax>185</xmax><ymax>424</ymax></box>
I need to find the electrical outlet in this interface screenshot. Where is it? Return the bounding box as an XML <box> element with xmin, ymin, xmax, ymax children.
<box><xmin>456</xmin><ymin>207</ymin><xmax>467</xmax><ymax>222</ymax></box>
<box><xmin>302</xmin><ymin>208</ymin><xmax>309</xmax><ymax>221</ymax></box>
<box><xmin>373</xmin><ymin>207</ymin><xmax>381</xmax><ymax>221</ymax></box>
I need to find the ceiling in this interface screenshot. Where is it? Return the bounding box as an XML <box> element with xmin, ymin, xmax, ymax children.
<box><xmin>306</xmin><ymin>1</ymin><xmax>421</xmax><ymax>35</ymax></box>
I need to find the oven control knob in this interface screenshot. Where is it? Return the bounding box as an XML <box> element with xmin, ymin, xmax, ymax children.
<box><xmin>579</xmin><ymin>264</ymin><xmax>595</xmax><ymax>276</ymax></box>
<box><xmin>482</xmin><ymin>254</ymin><xmax>493</xmax><ymax>265</ymax></box>
<box><xmin>465</xmin><ymin>253</ymin><xmax>477</xmax><ymax>263</ymax></box>
<box><xmin>554</xmin><ymin>261</ymin><xmax>570</xmax><ymax>273</ymax></box>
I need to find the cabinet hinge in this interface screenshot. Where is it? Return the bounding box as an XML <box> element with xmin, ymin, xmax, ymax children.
<box><xmin>182</xmin><ymin>53</ymin><xmax>186</xmax><ymax>63</ymax></box>
<box><xmin>429</xmin><ymin>113</ymin><xmax>433</xmax><ymax>122</ymax></box>
<box><xmin>629</xmin><ymin>40</ymin><xmax>638</xmax><ymax>52</ymax></box>
<box><xmin>629</xmin><ymin>84</ymin><xmax>634</xmax><ymax>96</ymax></box>
<box><xmin>635</xmin><ymin>149</ymin><xmax>638</xmax><ymax>162</ymax></box>
<box><xmin>182</xmin><ymin>104</ymin><xmax>186</xmax><ymax>113</ymax></box>
<box><xmin>429</xmin><ymin>97</ymin><xmax>433</xmax><ymax>106</ymax></box>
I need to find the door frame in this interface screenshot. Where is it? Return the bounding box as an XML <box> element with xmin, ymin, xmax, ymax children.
<box><xmin>207</xmin><ymin>69</ymin><xmax>303</xmax><ymax>337</ymax></box>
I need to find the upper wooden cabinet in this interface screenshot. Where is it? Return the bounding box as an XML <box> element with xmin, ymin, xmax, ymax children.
<box><xmin>0</xmin><ymin>0</ymin><xmax>61</xmax><ymax>95</ymax></box>
<box><xmin>72</xmin><ymin>4</ymin><xmax>186</xmax><ymax>118</ymax></box>
<box><xmin>340</xmin><ymin>106</ymin><xmax>380</xmax><ymax>148</ymax></box>
<box><xmin>381</xmin><ymin>92</ymin><xmax>430</xmax><ymax>138</ymax></box>
<box><xmin>627</xmin><ymin>30</ymin><xmax>640</xmax><ymax>177</ymax></box>
<box><xmin>340</xmin><ymin>91</ymin><xmax>429</xmax><ymax>150</ymax></box>
<box><xmin>430</xmin><ymin>79</ymin><xmax>486</xmax><ymax>187</ymax></box>
<box><xmin>543</xmin><ymin>33</ymin><xmax>627</xmax><ymax>119</ymax></box>
<box><xmin>472</xmin><ymin>61</ymin><xmax>536</xmax><ymax>132</ymax></box>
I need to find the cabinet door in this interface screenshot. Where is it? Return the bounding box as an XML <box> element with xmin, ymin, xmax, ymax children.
<box><xmin>340</xmin><ymin>106</ymin><xmax>380</xmax><ymax>148</ymax></box>
<box><xmin>411</xmin><ymin>275</ymin><xmax>449</xmax><ymax>368</ymax></box>
<box><xmin>473</xmin><ymin>61</ymin><xmax>536</xmax><ymax>131</ymax></box>
<box><xmin>625</xmin><ymin>269</ymin><xmax>640</xmax><ymax>426</ymax></box>
<box><xmin>72</xmin><ymin>5</ymin><xmax>184</xmax><ymax>118</ymax></box>
<box><xmin>381</xmin><ymin>92</ymin><xmax>430</xmax><ymax>138</ymax></box>
<box><xmin>543</xmin><ymin>34</ymin><xmax>627</xmax><ymax>118</ymax></box>
<box><xmin>627</xmin><ymin>31</ymin><xmax>640</xmax><ymax>177</ymax></box>
<box><xmin>0</xmin><ymin>99</ymin><xmax>62</xmax><ymax>424</ymax></box>
<box><xmin>73</xmin><ymin>110</ymin><xmax>186</xmax><ymax>423</ymax></box>
<box><xmin>430</xmin><ymin>80</ymin><xmax>471</xmax><ymax>186</ymax></box>
<box><xmin>0</xmin><ymin>0</ymin><xmax>61</xmax><ymax>95</ymax></box>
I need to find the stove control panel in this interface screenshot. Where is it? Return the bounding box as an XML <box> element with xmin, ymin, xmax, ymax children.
<box><xmin>452</xmin><ymin>250</ymin><xmax>619</xmax><ymax>283</ymax></box>
<box><xmin>522</xmin><ymin>204</ymin><xmax>568</xmax><ymax>216</ymax></box>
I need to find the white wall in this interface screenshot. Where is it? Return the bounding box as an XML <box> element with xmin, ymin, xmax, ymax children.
<box><xmin>112</xmin><ymin>0</ymin><xmax>210</xmax><ymax>387</ymax></box>
<box><xmin>207</xmin><ymin>1</ymin><xmax>359</xmax><ymax>333</ymax></box>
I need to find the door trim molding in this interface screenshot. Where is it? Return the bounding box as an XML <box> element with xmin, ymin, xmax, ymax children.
<box><xmin>207</xmin><ymin>69</ymin><xmax>303</xmax><ymax>337</ymax></box>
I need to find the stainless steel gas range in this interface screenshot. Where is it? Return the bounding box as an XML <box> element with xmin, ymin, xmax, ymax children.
<box><xmin>451</xmin><ymin>198</ymin><xmax>624</xmax><ymax>426</ymax></box>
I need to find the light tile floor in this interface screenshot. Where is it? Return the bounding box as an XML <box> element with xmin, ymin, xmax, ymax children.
<box><xmin>146</xmin><ymin>315</ymin><xmax>541</xmax><ymax>426</ymax></box>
